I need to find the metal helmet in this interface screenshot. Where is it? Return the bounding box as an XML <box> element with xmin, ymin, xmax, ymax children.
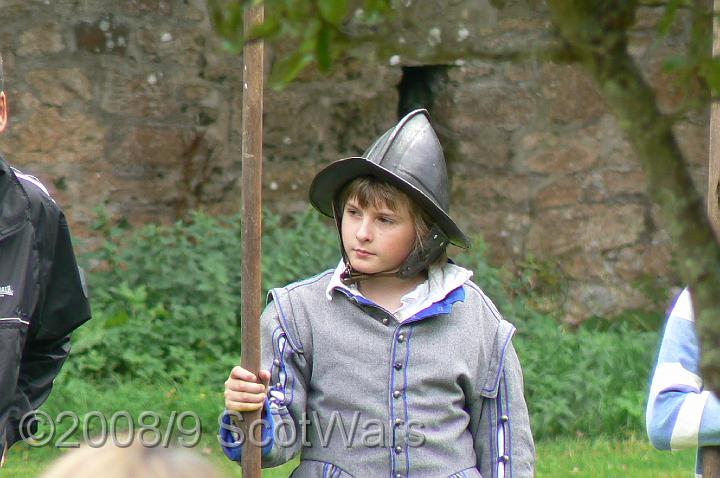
<box><xmin>309</xmin><ymin>109</ymin><xmax>469</xmax><ymax>283</ymax></box>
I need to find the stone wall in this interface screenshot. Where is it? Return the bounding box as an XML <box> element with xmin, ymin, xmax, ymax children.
<box><xmin>0</xmin><ymin>0</ymin><xmax>706</xmax><ymax>321</ymax></box>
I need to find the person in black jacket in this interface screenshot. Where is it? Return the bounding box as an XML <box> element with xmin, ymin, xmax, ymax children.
<box><xmin>0</xmin><ymin>54</ymin><xmax>91</xmax><ymax>464</ymax></box>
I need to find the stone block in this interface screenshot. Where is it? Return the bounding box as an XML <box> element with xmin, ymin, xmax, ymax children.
<box><xmin>454</xmin><ymin>205</ymin><xmax>529</xmax><ymax>258</ymax></box>
<box><xmin>534</xmin><ymin>176</ymin><xmax>583</xmax><ymax>209</ymax></box>
<box><xmin>582</xmin><ymin>170</ymin><xmax>647</xmax><ymax>202</ymax></box>
<box><xmin>614</xmin><ymin>241</ymin><xmax>673</xmax><ymax>282</ymax></box>
<box><xmin>112</xmin><ymin>126</ymin><xmax>190</xmax><ymax>172</ymax></box>
<box><xmin>136</xmin><ymin>24</ymin><xmax>208</xmax><ymax>67</ymax></box>
<box><xmin>100</xmin><ymin>66</ymin><xmax>179</xmax><ymax>119</ymax></box>
<box><xmin>451</xmin><ymin>171</ymin><xmax>530</xmax><ymax>206</ymax></box>
<box><xmin>539</xmin><ymin>63</ymin><xmax>606</xmax><ymax>124</ymax></box>
<box><xmin>123</xmin><ymin>0</ymin><xmax>172</xmax><ymax>15</ymax></box>
<box><xmin>562</xmin><ymin>251</ymin><xmax>615</xmax><ymax>282</ymax></box>
<box><xmin>563</xmin><ymin>282</ymin><xmax>647</xmax><ymax>323</ymax></box>
<box><xmin>17</xmin><ymin>24</ymin><xmax>64</xmax><ymax>56</ymax></box>
<box><xmin>25</xmin><ymin>68</ymin><xmax>93</xmax><ymax>106</ymax></box>
<box><xmin>451</xmin><ymin>82</ymin><xmax>536</xmax><ymax>130</ymax></box>
<box><xmin>525</xmin><ymin>141</ymin><xmax>598</xmax><ymax>174</ymax></box>
<box><xmin>674</xmin><ymin>119</ymin><xmax>708</xmax><ymax>166</ymax></box>
<box><xmin>527</xmin><ymin>204</ymin><xmax>646</xmax><ymax>255</ymax></box>
<box><xmin>6</xmin><ymin>108</ymin><xmax>105</xmax><ymax>164</ymax></box>
<box><xmin>368</xmin><ymin>0</ymin><xmax>502</xmax><ymax>64</ymax></box>
<box><xmin>450</xmin><ymin>124</ymin><xmax>512</xmax><ymax>169</ymax></box>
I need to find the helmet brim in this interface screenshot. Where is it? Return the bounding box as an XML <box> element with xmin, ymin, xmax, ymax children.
<box><xmin>309</xmin><ymin>157</ymin><xmax>469</xmax><ymax>248</ymax></box>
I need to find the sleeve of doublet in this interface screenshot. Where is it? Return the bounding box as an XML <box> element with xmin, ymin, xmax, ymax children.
<box><xmin>469</xmin><ymin>290</ymin><xmax>535</xmax><ymax>478</ymax></box>
<box><xmin>495</xmin><ymin>341</ymin><xmax>536</xmax><ymax>477</ymax></box>
<box><xmin>219</xmin><ymin>292</ymin><xmax>312</xmax><ymax>468</ymax></box>
<box><xmin>646</xmin><ymin>288</ymin><xmax>720</xmax><ymax>450</ymax></box>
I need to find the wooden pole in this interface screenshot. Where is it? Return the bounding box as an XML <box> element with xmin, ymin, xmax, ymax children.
<box><xmin>240</xmin><ymin>3</ymin><xmax>264</xmax><ymax>478</ymax></box>
<box><xmin>705</xmin><ymin>2</ymin><xmax>720</xmax><ymax>475</ymax></box>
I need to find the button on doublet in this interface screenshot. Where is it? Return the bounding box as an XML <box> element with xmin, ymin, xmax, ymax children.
<box><xmin>394</xmin><ymin>362</ymin><xmax>403</xmax><ymax>370</ymax></box>
<box><xmin>499</xmin><ymin>454</ymin><xmax>510</xmax><ymax>464</ymax></box>
<box><xmin>397</xmin><ymin>333</ymin><xmax>406</xmax><ymax>343</ymax></box>
<box><xmin>392</xmin><ymin>390</ymin><xmax>401</xmax><ymax>399</ymax></box>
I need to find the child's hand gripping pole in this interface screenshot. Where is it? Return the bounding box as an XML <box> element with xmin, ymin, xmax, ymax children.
<box><xmin>224</xmin><ymin>367</ymin><xmax>271</xmax><ymax>413</ymax></box>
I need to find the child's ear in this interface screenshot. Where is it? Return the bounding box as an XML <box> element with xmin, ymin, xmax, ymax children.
<box><xmin>0</xmin><ymin>92</ymin><xmax>7</xmax><ymax>133</ymax></box>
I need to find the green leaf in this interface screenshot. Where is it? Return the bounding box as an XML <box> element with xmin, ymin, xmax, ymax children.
<box><xmin>318</xmin><ymin>0</ymin><xmax>347</xmax><ymax>26</ymax></box>
<box><xmin>269</xmin><ymin>51</ymin><xmax>314</xmax><ymax>89</ymax></box>
<box><xmin>658</xmin><ymin>0</ymin><xmax>681</xmax><ymax>36</ymax></box>
<box><xmin>316</xmin><ymin>21</ymin><xmax>333</xmax><ymax>71</ymax></box>
<box><xmin>701</xmin><ymin>57</ymin><xmax>720</xmax><ymax>93</ymax></box>
<box><xmin>363</xmin><ymin>0</ymin><xmax>391</xmax><ymax>15</ymax></box>
<box><xmin>106</xmin><ymin>310</ymin><xmax>129</xmax><ymax>328</ymax></box>
<box><xmin>246</xmin><ymin>15</ymin><xmax>280</xmax><ymax>41</ymax></box>
<box><xmin>661</xmin><ymin>54</ymin><xmax>690</xmax><ymax>73</ymax></box>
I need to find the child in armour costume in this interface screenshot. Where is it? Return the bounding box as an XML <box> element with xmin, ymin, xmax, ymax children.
<box><xmin>220</xmin><ymin>109</ymin><xmax>535</xmax><ymax>477</ymax></box>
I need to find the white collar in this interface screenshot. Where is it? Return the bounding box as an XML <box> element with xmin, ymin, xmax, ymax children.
<box><xmin>325</xmin><ymin>259</ymin><xmax>473</xmax><ymax>320</ymax></box>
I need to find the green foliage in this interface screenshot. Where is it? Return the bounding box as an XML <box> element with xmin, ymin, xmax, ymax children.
<box><xmin>69</xmin><ymin>209</ymin><xmax>663</xmax><ymax>440</ymax></box>
<box><xmin>69</xmin><ymin>209</ymin><xmax>337</xmax><ymax>383</ymax></box>
<box><xmin>261</xmin><ymin>210</ymin><xmax>338</xmax><ymax>292</ymax></box>
<box><xmin>209</xmin><ymin>0</ymin><xmax>392</xmax><ymax>88</ymax></box>
<box><xmin>652</xmin><ymin>0</ymin><xmax>717</xmax><ymax>108</ymax></box>
<box><xmin>516</xmin><ymin>314</ymin><xmax>658</xmax><ymax>439</ymax></box>
<box><xmin>453</xmin><ymin>237</ymin><xmax>513</xmax><ymax>310</ymax></box>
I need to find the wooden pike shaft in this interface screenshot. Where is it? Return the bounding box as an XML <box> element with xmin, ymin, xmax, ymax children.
<box><xmin>240</xmin><ymin>3</ymin><xmax>264</xmax><ymax>478</ymax></box>
<box><xmin>705</xmin><ymin>1</ymin><xmax>720</xmax><ymax>476</ymax></box>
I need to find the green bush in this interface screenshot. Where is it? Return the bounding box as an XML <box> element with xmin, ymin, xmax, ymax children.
<box><xmin>515</xmin><ymin>312</ymin><xmax>657</xmax><ymax>439</ymax></box>
<box><xmin>69</xmin><ymin>209</ymin><xmax>338</xmax><ymax>383</ymax></box>
<box><xmin>68</xmin><ymin>208</ymin><xmax>662</xmax><ymax>439</ymax></box>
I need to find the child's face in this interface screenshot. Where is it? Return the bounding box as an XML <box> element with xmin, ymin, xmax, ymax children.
<box><xmin>341</xmin><ymin>196</ymin><xmax>417</xmax><ymax>275</ymax></box>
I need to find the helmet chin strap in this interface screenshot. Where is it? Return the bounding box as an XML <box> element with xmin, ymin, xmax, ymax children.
<box><xmin>332</xmin><ymin>199</ymin><xmax>449</xmax><ymax>286</ymax></box>
<box><xmin>339</xmin><ymin>264</ymin><xmax>398</xmax><ymax>286</ymax></box>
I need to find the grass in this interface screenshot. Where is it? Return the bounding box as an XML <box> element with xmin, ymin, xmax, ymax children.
<box><xmin>5</xmin><ymin>434</ymin><xmax>696</xmax><ymax>477</ymax></box>
<box><xmin>536</xmin><ymin>436</ymin><xmax>695</xmax><ymax>478</ymax></box>
<box><xmin>1</xmin><ymin>377</ymin><xmax>697</xmax><ymax>477</ymax></box>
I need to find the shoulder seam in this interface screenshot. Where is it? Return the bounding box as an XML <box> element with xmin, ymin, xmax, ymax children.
<box><xmin>285</xmin><ymin>269</ymin><xmax>333</xmax><ymax>292</ymax></box>
<box><xmin>463</xmin><ymin>280</ymin><xmax>503</xmax><ymax>322</ymax></box>
<box><xmin>12</xmin><ymin>168</ymin><xmax>53</xmax><ymax>198</ymax></box>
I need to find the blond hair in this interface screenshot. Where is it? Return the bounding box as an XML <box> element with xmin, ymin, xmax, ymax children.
<box><xmin>39</xmin><ymin>439</ymin><xmax>222</xmax><ymax>478</ymax></box>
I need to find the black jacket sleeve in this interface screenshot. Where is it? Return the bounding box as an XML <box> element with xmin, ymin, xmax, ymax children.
<box><xmin>7</xmin><ymin>208</ymin><xmax>91</xmax><ymax>448</ymax></box>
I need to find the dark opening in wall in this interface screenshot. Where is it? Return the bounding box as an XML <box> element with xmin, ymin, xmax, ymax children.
<box><xmin>397</xmin><ymin>65</ymin><xmax>449</xmax><ymax>119</ymax></box>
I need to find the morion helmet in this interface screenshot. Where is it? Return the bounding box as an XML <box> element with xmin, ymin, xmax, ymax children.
<box><xmin>309</xmin><ymin>109</ymin><xmax>469</xmax><ymax>282</ymax></box>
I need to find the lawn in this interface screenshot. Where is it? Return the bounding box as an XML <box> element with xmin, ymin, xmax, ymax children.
<box><xmin>4</xmin><ymin>434</ymin><xmax>695</xmax><ymax>477</ymax></box>
<box><xmin>3</xmin><ymin>378</ymin><xmax>695</xmax><ymax>477</ymax></box>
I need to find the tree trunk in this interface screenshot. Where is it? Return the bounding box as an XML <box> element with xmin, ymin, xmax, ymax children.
<box><xmin>701</xmin><ymin>0</ymin><xmax>720</xmax><ymax>473</ymax></box>
<box><xmin>711</xmin><ymin>0</ymin><xmax>720</xmax><ymax>237</ymax></box>
<box><xmin>546</xmin><ymin>0</ymin><xmax>720</xmax><ymax>392</ymax></box>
